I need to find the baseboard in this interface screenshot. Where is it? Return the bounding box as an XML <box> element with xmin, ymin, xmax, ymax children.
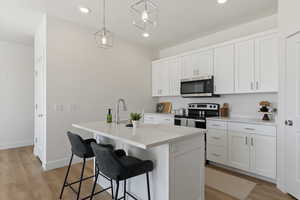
<box><xmin>43</xmin><ymin>156</ymin><xmax>92</xmax><ymax>171</ymax></box>
<box><xmin>0</xmin><ymin>140</ymin><xmax>33</xmax><ymax>150</ymax></box>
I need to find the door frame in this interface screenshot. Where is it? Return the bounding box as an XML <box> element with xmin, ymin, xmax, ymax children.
<box><xmin>277</xmin><ymin>30</ymin><xmax>300</xmax><ymax>193</ymax></box>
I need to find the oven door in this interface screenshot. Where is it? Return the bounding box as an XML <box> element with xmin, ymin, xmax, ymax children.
<box><xmin>180</xmin><ymin>76</ymin><xmax>214</xmax><ymax>97</ymax></box>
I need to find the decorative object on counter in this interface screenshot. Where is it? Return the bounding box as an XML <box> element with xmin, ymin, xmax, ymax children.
<box><xmin>220</xmin><ymin>103</ymin><xmax>229</xmax><ymax>117</ymax></box>
<box><xmin>106</xmin><ymin>108</ymin><xmax>113</xmax><ymax>123</ymax></box>
<box><xmin>156</xmin><ymin>102</ymin><xmax>172</xmax><ymax>113</ymax></box>
<box><xmin>130</xmin><ymin>112</ymin><xmax>142</xmax><ymax>128</ymax></box>
<box><xmin>258</xmin><ymin>101</ymin><xmax>274</xmax><ymax>121</ymax></box>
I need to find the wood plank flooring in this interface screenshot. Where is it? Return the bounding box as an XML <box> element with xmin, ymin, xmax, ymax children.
<box><xmin>0</xmin><ymin>146</ymin><xmax>295</xmax><ymax>200</ymax></box>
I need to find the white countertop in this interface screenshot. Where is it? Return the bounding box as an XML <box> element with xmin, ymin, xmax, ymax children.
<box><xmin>72</xmin><ymin>121</ymin><xmax>205</xmax><ymax>149</ymax></box>
<box><xmin>207</xmin><ymin>117</ymin><xmax>277</xmax><ymax>126</ymax></box>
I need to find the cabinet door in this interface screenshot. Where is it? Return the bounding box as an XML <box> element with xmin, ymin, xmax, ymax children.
<box><xmin>214</xmin><ymin>44</ymin><xmax>235</xmax><ymax>94</ymax></box>
<box><xmin>250</xmin><ymin>135</ymin><xmax>276</xmax><ymax>179</ymax></box>
<box><xmin>235</xmin><ymin>40</ymin><xmax>255</xmax><ymax>93</ymax></box>
<box><xmin>254</xmin><ymin>34</ymin><xmax>279</xmax><ymax>92</ymax></box>
<box><xmin>193</xmin><ymin>50</ymin><xmax>213</xmax><ymax>77</ymax></box>
<box><xmin>160</xmin><ymin>62</ymin><xmax>170</xmax><ymax>96</ymax></box>
<box><xmin>168</xmin><ymin>59</ymin><xmax>181</xmax><ymax>96</ymax></box>
<box><xmin>181</xmin><ymin>55</ymin><xmax>194</xmax><ymax>79</ymax></box>
<box><xmin>228</xmin><ymin>131</ymin><xmax>250</xmax><ymax>171</ymax></box>
<box><xmin>152</xmin><ymin>62</ymin><xmax>160</xmax><ymax>96</ymax></box>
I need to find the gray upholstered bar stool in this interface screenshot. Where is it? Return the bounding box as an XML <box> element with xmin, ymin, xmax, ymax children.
<box><xmin>90</xmin><ymin>142</ymin><xmax>154</xmax><ymax>200</ymax></box>
<box><xmin>59</xmin><ymin>131</ymin><xmax>125</xmax><ymax>200</ymax></box>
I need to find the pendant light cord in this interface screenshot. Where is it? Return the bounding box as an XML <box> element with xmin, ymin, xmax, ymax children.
<box><xmin>102</xmin><ymin>0</ymin><xmax>106</xmax><ymax>28</ymax></box>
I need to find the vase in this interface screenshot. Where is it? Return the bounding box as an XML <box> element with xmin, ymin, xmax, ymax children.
<box><xmin>132</xmin><ymin>120</ymin><xmax>139</xmax><ymax>128</ymax></box>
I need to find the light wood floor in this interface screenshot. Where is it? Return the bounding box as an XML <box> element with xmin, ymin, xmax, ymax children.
<box><xmin>0</xmin><ymin>146</ymin><xmax>295</xmax><ymax>200</ymax></box>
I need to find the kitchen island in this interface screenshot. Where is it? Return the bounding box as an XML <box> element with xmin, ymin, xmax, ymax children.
<box><xmin>73</xmin><ymin>121</ymin><xmax>205</xmax><ymax>200</ymax></box>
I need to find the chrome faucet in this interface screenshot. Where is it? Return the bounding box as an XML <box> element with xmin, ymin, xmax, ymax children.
<box><xmin>115</xmin><ymin>98</ymin><xmax>127</xmax><ymax>124</ymax></box>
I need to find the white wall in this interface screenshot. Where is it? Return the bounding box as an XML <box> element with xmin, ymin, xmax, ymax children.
<box><xmin>278</xmin><ymin>0</ymin><xmax>300</xmax><ymax>37</ymax></box>
<box><xmin>44</xmin><ymin>16</ymin><xmax>156</xmax><ymax>169</ymax></box>
<box><xmin>0</xmin><ymin>41</ymin><xmax>34</xmax><ymax>149</ymax></box>
<box><xmin>159</xmin><ymin>15</ymin><xmax>277</xmax><ymax>58</ymax></box>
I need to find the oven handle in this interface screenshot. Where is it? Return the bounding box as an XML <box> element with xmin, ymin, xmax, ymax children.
<box><xmin>195</xmin><ymin>119</ymin><xmax>206</xmax><ymax>122</ymax></box>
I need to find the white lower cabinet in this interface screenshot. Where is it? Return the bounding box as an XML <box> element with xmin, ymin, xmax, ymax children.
<box><xmin>250</xmin><ymin>134</ymin><xmax>276</xmax><ymax>179</ymax></box>
<box><xmin>228</xmin><ymin>131</ymin><xmax>251</xmax><ymax>171</ymax></box>
<box><xmin>207</xmin><ymin>120</ymin><xmax>277</xmax><ymax>180</ymax></box>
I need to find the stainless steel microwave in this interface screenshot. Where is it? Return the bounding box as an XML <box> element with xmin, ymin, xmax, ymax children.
<box><xmin>180</xmin><ymin>76</ymin><xmax>219</xmax><ymax>97</ymax></box>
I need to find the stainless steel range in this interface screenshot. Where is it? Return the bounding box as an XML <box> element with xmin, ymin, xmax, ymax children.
<box><xmin>174</xmin><ymin>103</ymin><xmax>220</xmax><ymax>129</ymax></box>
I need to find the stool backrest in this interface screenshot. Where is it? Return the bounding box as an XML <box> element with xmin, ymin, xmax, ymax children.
<box><xmin>67</xmin><ymin>131</ymin><xmax>88</xmax><ymax>158</ymax></box>
<box><xmin>91</xmin><ymin>142</ymin><xmax>123</xmax><ymax>180</ymax></box>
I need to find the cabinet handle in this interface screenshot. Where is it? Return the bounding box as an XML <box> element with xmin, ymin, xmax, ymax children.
<box><xmin>256</xmin><ymin>81</ymin><xmax>259</xmax><ymax>90</ymax></box>
<box><xmin>214</xmin><ymin>85</ymin><xmax>217</xmax><ymax>92</ymax></box>
<box><xmin>251</xmin><ymin>137</ymin><xmax>254</xmax><ymax>146</ymax></box>
<box><xmin>245</xmin><ymin>128</ymin><xmax>255</xmax><ymax>131</ymax></box>
<box><xmin>251</xmin><ymin>82</ymin><xmax>254</xmax><ymax>90</ymax></box>
<box><xmin>212</xmin><ymin>153</ymin><xmax>221</xmax><ymax>157</ymax></box>
<box><xmin>212</xmin><ymin>136</ymin><xmax>220</xmax><ymax>140</ymax></box>
<box><xmin>245</xmin><ymin>136</ymin><xmax>248</xmax><ymax>145</ymax></box>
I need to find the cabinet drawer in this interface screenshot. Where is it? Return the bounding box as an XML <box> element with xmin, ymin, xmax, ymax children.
<box><xmin>228</xmin><ymin>122</ymin><xmax>276</xmax><ymax>137</ymax></box>
<box><xmin>207</xmin><ymin>120</ymin><xmax>227</xmax><ymax>130</ymax></box>
<box><xmin>207</xmin><ymin>145</ymin><xmax>227</xmax><ymax>164</ymax></box>
<box><xmin>207</xmin><ymin>129</ymin><xmax>227</xmax><ymax>146</ymax></box>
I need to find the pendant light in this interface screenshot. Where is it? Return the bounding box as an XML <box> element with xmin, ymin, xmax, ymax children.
<box><xmin>130</xmin><ymin>0</ymin><xmax>158</xmax><ymax>37</ymax></box>
<box><xmin>95</xmin><ymin>0</ymin><xmax>113</xmax><ymax>48</ymax></box>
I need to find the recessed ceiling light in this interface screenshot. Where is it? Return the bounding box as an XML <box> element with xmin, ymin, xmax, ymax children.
<box><xmin>78</xmin><ymin>6</ymin><xmax>91</xmax><ymax>14</ymax></box>
<box><xmin>217</xmin><ymin>0</ymin><xmax>227</xmax><ymax>4</ymax></box>
<box><xmin>143</xmin><ymin>32</ymin><xmax>150</xmax><ymax>38</ymax></box>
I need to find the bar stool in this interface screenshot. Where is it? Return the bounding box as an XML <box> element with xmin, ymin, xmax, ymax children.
<box><xmin>59</xmin><ymin>132</ymin><xmax>125</xmax><ymax>200</ymax></box>
<box><xmin>90</xmin><ymin>142</ymin><xmax>154</xmax><ymax>200</ymax></box>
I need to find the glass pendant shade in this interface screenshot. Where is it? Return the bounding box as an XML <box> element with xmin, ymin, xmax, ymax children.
<box><xmin>95</xmin><ymin>27</ymin><xmax>113</xmax><ymax>48</ymax></box>
<box><xmin>130</xmin><ymin>0</ymin><xmax>158</xmax><ymax>35</ymax></box>
<box><xmin>95</xmin><ymin>0</ymin><xmax>113</xmax><ymax>49</ymax></box>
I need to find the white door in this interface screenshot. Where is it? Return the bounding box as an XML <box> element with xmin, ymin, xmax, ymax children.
<box><xmin>214</xmin><ymin>44</ymin><xmax>235</xmax><ymax>94</ymax></box>
<box><xmin>254</xmin><ymin>34</ymin><xmax>279</xmax><ymax>92</ymax></box>
<box><xmin>250</xmin><ymin>135</ymin><xmax>276</xmax><ymax>179</ymax></box>
<box><xmin>285</xmin><ymin>32</ymin><xmax>300</xmax><ymax>199</ymax></box>
<box><xmin>152</xmin><ymin>62</ymin><xmax>159</xmax><ymax>96</ymax></box>
<box><xmin>235</xmin><ymin>40</ymin><xmax>255</xmax><ymax>93</ymax></box>
<box><xmin>228</xmin><ymin>131</ymin><xmax>250</xmax><ymax>171</ymax></box>
<box><xmin>34</xmin><ymin>56</ymin><xmax>46</xmax><ymax>163</ymax></box>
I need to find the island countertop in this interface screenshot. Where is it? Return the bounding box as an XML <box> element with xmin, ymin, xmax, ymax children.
<box><xmin>72</xmin><ymin>121</ymin><xmax>206</xmax><ymax>149</ymax></box>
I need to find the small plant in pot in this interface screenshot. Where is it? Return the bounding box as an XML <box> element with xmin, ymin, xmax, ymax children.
<box><xmin>130</xmin><ymin>113</ymin><xmax>142</xmax><ymax>128</ymax></box>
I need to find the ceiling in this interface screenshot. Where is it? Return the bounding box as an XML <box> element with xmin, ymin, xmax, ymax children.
<box><xmin>0</xmin><ymin>0</ymin><xmax>277</xmax><ymax>49</ymax></box>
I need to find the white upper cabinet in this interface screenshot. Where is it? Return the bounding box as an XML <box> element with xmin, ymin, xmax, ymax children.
<box><xmin>254</xmin><ymin>34</ymin><xmax>279</xmax><ymax>92</ymax></box>
<box><xmin>214</xmin><ymin>44</ymin><xmax>235</xmax><ymax>94</ymax></box>
<box><xmin>181</xmin><ymin>50</ymin><xmax>213</xmax><ymax>79</ymax></box>
<box><xmin>235</xmin><ymin>40</ymin><xmax>255</xmax><ymax>93</ymax></box>
<box><xmin>152</xmin><ymin>57</ymin><xmax>181</xmax><ymax>97</ymax></box>
<box><xmin>152</xmin><ymin>30</ymin><xmax>279</xmax><ymax>97</ymax></box>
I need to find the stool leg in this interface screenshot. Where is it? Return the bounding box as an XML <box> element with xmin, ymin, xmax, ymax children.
<box><xmin>114</xmin><ymin>180</ymin><xmax>119</xmax><ymax>200</ymax></box>
<box><xmin>110</xmin><ymin>179</ymin><xmax>114</xmax><ymax>200</ymax></box>
<box><xmin>89</xmin><ymin>168</ymin><xmax>99</xmax><ymax>200</ymax></box>
<box><xmin>59</xmin><ymin>153</ymin><xmax>74</xmax><ymax>199</ymax></box>
<box><xmin>146</xmin><ymin>173</ymin><xmax>151</xmax><ymax>200</ymax></box>
<box><xmin>123</xmin><ymin>179</ymin><xmax>126</xmax><ymax>200</ymax></box>
<box><xmin>77</xmin><ymin>158</ymin><xmax>86</xmax><ymax>200</ymax></box>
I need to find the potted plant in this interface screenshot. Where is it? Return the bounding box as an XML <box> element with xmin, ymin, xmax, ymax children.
<box><xmin>130</xmin><ymin>113</ymin><xmax>142</xmax><ymax>128</ymax></box>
